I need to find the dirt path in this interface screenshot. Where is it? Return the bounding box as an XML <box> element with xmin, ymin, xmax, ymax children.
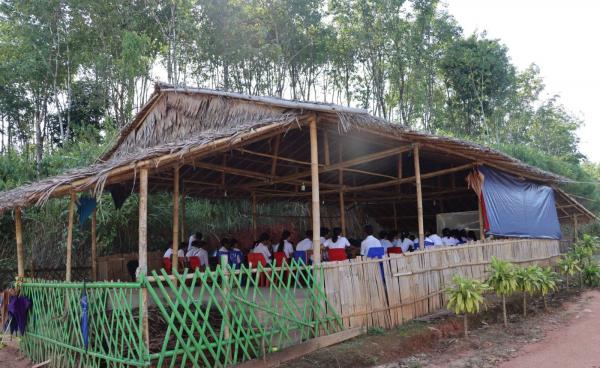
<box><xmin>500</xmin><ymin>290</ymin><xmax>600</xmax><ymax>368</ymax></box>
<box><xmin>0</xmin><ymin>339</ymin><xmax>31</xmax><ymax>368</ymax></box>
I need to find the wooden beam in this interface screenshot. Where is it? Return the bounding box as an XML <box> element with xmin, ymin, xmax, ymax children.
<box><xmin>271</xmin><ymin>135</ymin><xmax>281</xmax><ymax>176</ymax></box>
<box><xmin>236</xmin><ymin>148</ymin><xmax>313</xmax><ymax>166</ymax></box>
<box><xmin>344</xmin><ymin>163</ymin><xmax>475</xmax><ymax>193</ymax></box>
<box><xmin>66</xmin><ymin>191</ymin><xmax>75</xmax><ymax>282</ymax></box>
<box><xmin>478</xmin><ymin>194</ymin><xmax>485</xmax><ymax>239</ymax></box>
<box><xmin>339</xmin><ymin>146</ymin><xmax>346</xmax><ymax>235</ymax></box>
<box><xmin>323</xmin><ymin>130</ymin><xmax>331</xmax><ymax>166</ymax></box>
<box><xmin>260</xmin><ymin>145</ymin><xmax>415</xmax><ymax>187</ymax></box>
<box><xmin>413</xmin><ymin>145</ymin><xmax>425</xmax><ymax>248</ymax></box>
<box><xmin>172</xmin><ymin>166</ymin><xmax>180</xmax><ymax>274</ymax></box>
<box><xmin>138</xmin><ymin>167</ymin><xmax>149</xmax><ymax>350</ymax></box>
<box><xmin>252</xmin><ymin>192</ymin><xmax>257</xmax><ymax>240</ymax></box>
<box><xmin>309</xmin><ymin>116</ymin><xmax>321</xmax><ymax>264</ymax></box>
<box><xmin>91</xmin><ymin>208</ymin><xmax>97</xmax><ymax>281</ymax></box>
<box><xmin>15</xmin><ymin>207</ymin><xmax>24</xmax><ymax>278</ymax></box>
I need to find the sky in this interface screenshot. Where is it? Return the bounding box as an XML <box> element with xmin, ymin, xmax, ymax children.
<box><xmin>445</xmin><ymin>0</ymin><xmax>600</xmax><ymax>163</ymax></box>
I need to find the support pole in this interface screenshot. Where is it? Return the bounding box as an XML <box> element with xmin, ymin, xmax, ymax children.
<box><xmin>138</xmin><ymin>167</ymin><xmax>150</xmax><ymax>349</ymax></box>
<box><xmin>91</xmin><ymin>208</ymin><xmax>97</xmax><ymax>281</ymax></box>
<box><xmin>66</xmin><ymin>191</ymin><xmax>76</xmax><ymax>282</ymax></box>
<box><xmin>309</xmin><ymin>115</ymin><xmax>321</xmax><ymax>264</ymax></box>
<box><xmin>181</xmin><ymin>185</ymin><xmax>186</xmax><ymax>243</ymax></box>
<box><xmin>413</xmin><ymin>145</ymin><xmax>425</xmax><ymax>249</ymax></box>
<box><xmin>573</xmin><ymin>215</ymin><xmax>579</xmax><ymax>242</ymax></box>
<box><xmin>338</xmin><ymin>147</ymin><xmax>346</xmax><ymax>235</ymax></box>
<box><xmin>251</xmin><ymin>192</ymin><xmax>257</xmax><ymax>240</ymax></box>
<box><xmin>15</xmin><ymin>207</ymin><xmax>24</xmax><ymax>279</ymax></box>
<box><xmin>172</xmin><ymin>166</ymin><xmax>180</xmax><ymax>274</ymax></box>
<box><xmin>478</xmin><ymin>195</ymin><xmax>485</xmax><ymax>241</ymax></box>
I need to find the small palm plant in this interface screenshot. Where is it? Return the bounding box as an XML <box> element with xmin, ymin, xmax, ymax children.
<box><xmin>557</xmin><ymin>255</ymin><xmax>581</xmax><ymax>290</ymax></box>
<box><xmin>516</xmin><ymin>265</ymin><xmax>542</xmax><ymax>317</ymax></box>
<box><xmin>446</xmin><ymin>275</ymin><xmax>489</xmax><ymax>337</ymax></box>
<box><xmin>486</xmin><ymin>257</ymin><xmax>518</xmax><ymax>327</ymax></box>
<box><xmin>538</xmin><ymin>267</ymin><xmax>559</xmax><ymax>310</ymax></box>
<box><xmin>582</xmin><ymin>263</ymin><xmax>600</xmax><ymax>287</ymax></box>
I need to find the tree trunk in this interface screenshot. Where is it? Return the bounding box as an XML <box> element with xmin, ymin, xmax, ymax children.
<box><xmin>523</xmin><ymin>292</ymin><xmax>527</xmax><ymax>317</ymax></box>
<box><xmin>463</xmin><ymin>314</ymin><xmax>468</xmax><ymax>337</ymax></box>
<box><xmin>566</xmin><ymin>274</ymin><xmax>569</xmax><ymax>291</ymax></box>
<box><xmin>543</xmin><ymin>295</ymin><xmax>547</xmax><ymax>311</ymax></box>
<box><xmin>502</xmin><ymin>295</ymin><xmax>508</xmax><ymax>327</ymax></box>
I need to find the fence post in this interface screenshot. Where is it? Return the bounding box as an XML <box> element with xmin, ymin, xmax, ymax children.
<box><xmin>221</xmin><ymin>255</ymin><xmax>231</xmax><ymax>363</ymax></box>
<box><xmin>15</xmin><ymin>207</ymin><xmax>24</xmax><ymax>279</ymax></box>
<box><xmin>138</xmin><ymin>167</ymin><xmax>150</xmax><ymax>356</ymax></box>
<box><xmin>66</xmin><ymin>191</ymin><xmax>76</xmax><ymax>282</ymax></box>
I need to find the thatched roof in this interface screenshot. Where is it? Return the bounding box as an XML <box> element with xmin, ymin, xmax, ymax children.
<box><xmin>0</xmin><ymin>82</ymin><xmax>595</xmax><ymax>223</ymax></box>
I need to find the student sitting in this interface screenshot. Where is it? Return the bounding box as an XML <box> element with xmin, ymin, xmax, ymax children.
<box><xmin>187</xmin><ymin>240</ymin><xmax>209</xmax><ymax>270</ymax></box>
<box><xmin>218</xmin><ymin>238</ymin><xmax>230</xmax><ymax>254</ymax></box>
<box><xmin>324</xmin><ymin>227</ymin><xmax>350</xmax><ymax>249</ymax></box>
<box><xmin>228</xmin><ymin>238</ymin><xmax>244</xmax><ymax>266</ymax></box>
<box><xmin>296</xmin><ymin>230</ymin><xmax>313</xmax><ymax>251</ymax></box>
<box><xmin>188</xmin><ymin>231</ymin><xmax>203</xmax><ymax>248</ymax></box>
<box><xmin>163</xmin><ymin>244</ymin><xmax>185</xmax><ymax>259</ymax></box>
<box><xmin>273</xmin><ymin>230</ymin><xmax>294</xmax><ymax>258</ymax></box>
<box><xmin>251</xmin><ymin>232</ymin><xmax>272</xmax><ymax>262</ymax></box>
<box><xmin>360</xmin><ymin>225</ymin><xmax>383</xmax><ymax>256</ymax></box>
<box><xmin>441</xmin><ymin>228</ymin><xmax>455</xmax><ymax>246</ymax></box>
<box><xmin>467</xmin><ymin>230</ymin><xmax>478</xmax><ymax>242</ymax></box>
<box><xmin>379</xmin><ymin>231</ymin><xmax>393</xmax><ymax>251</ymax></box>
<box><xmin>428</xmin><ymin>231</ymin><xmax>443</xmax><ymax>247</ymax></box>
<box><xmin>400</xmin><ymin>232</ymin><xmax>413</xmax><ymax>253</ymax></box>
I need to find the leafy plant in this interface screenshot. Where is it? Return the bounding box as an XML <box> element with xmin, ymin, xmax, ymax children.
<box><xmin>582</xmin><ymin>263</ymin><xmax>600</xmax><ymax>287</ymax></box>
<box><xmin>516</xmin><ymin>265</ymin><xmax>542</xmax><ymax>317</ymax></box>
<box><xmin>446</xmin><ymin>275</ymin><xmax>490</xmax><ymax>337</ymax></box>
<box><xmin>486</xmin><ymin>257</ymin><xmax>518</xmax><ymax>327</ymax></box>
<box><xmin>538</xmin><ymin>267</ymin><xmax>559</xmax><ymax>310</ymax></box>
<box><xmin>557</xmin><ymin>255</ymin><xmax>581</xmax><ymax>290</ymax></box>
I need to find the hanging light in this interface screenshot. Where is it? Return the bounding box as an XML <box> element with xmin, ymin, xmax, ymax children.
<box><xmin>224</xmin><ymin>190</ymin><xmax>228</xmax><ymax>198</ymax></box>
<box><xmin>301</xmin><ymin>183</ymin><xmax>306</xmax><ymax>191</ymax></box>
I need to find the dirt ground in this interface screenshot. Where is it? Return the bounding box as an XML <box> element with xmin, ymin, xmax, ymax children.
<box><xmin>283</xmin><ymin>288</ymin><xmax>600</xmax><ymax>368</ymax></box>
<box><xmin>0</xmin><ymin>339</ymin><xmax>31</xmax><ymax>368</ymax></box>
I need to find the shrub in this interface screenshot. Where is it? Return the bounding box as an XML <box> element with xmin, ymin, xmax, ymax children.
<box><xmin>516</xmin><ymin>265</ymin><xmax>542</xmax><ymax>317</ymax></box>
<box><xmin>538</xmin><ymin>267</ymin><xmax>559</xmax><ymax>310</ymax></box>
<box><xmin>446</xmin><ymin>275</ymin><xmax>489</xmax><ymax>337</ymax></box>
<box><xmin>486</xmin><ymin>257</ymin><xmax>518</xmax><ymax>327</ymax></box>
<box><xmin>582</xmin><ymin>263</ymin><xmax>600</xmax><ymax>287</ymax></box>
<box><xmin>557</xmin><ymin>255</ymin><xmax>581</xmax><ymax>290</ymax></box>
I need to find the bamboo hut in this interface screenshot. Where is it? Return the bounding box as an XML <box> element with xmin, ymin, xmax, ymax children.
<box><xmin>0</xmin><ymin>83</ymin><xmax>596</xmax><ymax>367</ymax></box>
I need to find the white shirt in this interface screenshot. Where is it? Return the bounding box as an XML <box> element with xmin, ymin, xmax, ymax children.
<box><xmin>252</xmin><ymin>242</ymin><xmax>271</xmax><ymax>261</ymax></box>
<box><xmin>188</xmin><ymin>234</ymin><xmax>197</xmax><ymax>247</ymax></box>
<box><xmin>380</xmin><ymin>239</ymin><xmax>393</xmax><ymax>250</ymax></box>
<box><xmin>186</xmin><ymin>246</ymin><xmax>209</xmax><ymax>267</ymax></box>
<box><xmin>296</xmin><ymin>238</ymin><xmax>313</xmax><ymax>251</ymax></box>
<box><xmin>272</xmin><ymin>240</ymin><xmax>294</xmax><ymax>258</ymax></box>
<box><xmin>218</xmin><ymin>246</ymin><xmax>229</xmax><ymax>253</ymax></box>
<box><xmin>442</xmin><ymin>237</ymin><xmax>459</xmax><ymax>246</ymax></box>
<box><xmin>320</xmin><ymin>237</ymin><xmax>328</xmax><ymax>246</ymax></box>
<box><xmin>429</xmin><ymin>234</ymin><xmax>443</xmax><ymax>246</ymax></box>
<box><xmin>401</xmin><ymin>238</ymin><xmax>413</xmax><ymax>253</ymax></box>
<box><xmin>163</xmin><ymin>248</ymin><xmax>185</xmax><ymax>259</ymax></box>
<box><xmin>324</xmin><ymin>236</ymin><xmax>350</xmax><ymax>249</ymax></box>
<box><xmin>360</xmin><ymin>235</ymin><xmax>382</xmax><ymax>256</ymax></box>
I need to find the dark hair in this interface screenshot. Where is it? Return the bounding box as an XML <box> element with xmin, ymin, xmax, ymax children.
<box><xmin>191</xmin><ymin>239</ymin><xmax>201</xmax><ymax>248</ymax></box>
<box><xmin>220</xmin><ymin>237</ymin><xmax>230</xmax><ymax>248</ymax></box>
<box><xmin>468</xmin><ymin>230</ymin><xmax>478</xmax><ymax>241</ymax></box>
<box><xmin>321</xmin><ymin>227</ymin><xmax>330</xmax><ymax>237</ymax></box>
<box><xmin>230</xmin><ymin>238</ymin><xmax>239</xmax><ymax>247</ymax></box>
<box><xmin>276</xmin><ymin>230</ymin><xmax>291</xmax><ymax>253</ymax></box>
<box><xmin>364</xmin><ymin>225</ymin><xmax>374</xmax><ymax>236</ymax></box>
<box><xmin>258</xmin><ymin>232</ymin><xmax>270</xmax><ymax>243</ymax></box>
<box><xmin>332</xmin><ymin>227</ymin><xmax>342</xmax><ymax>243</ymax></box>
<box><xmin>305</xmin><ymin>229</ymin><xmax>313</xmax><ymax>238</ymax></box>
<box><xmin>194</xmin><ymin>232</ymin><xmax>203</xmax><ymax>240</ymax></box>
<box><xmin>379</xmin><ymin>230</ymin><xmax>387</xmax><ymax>239</ymax></box>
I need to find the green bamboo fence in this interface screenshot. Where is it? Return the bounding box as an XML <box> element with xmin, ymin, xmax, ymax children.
<box><xmin>19</xmin><ymin>259</ymin><xmax>342</xmax><ymax>367</ymax></box>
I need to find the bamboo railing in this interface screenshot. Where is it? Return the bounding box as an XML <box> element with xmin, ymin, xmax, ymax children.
<box><xmin>322</xmin><ymin>238</ymin><xmax>560</xmax><ymax>329</ymax></box>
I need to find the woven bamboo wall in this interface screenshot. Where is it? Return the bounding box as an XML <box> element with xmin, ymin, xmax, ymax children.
<box><xmin>322</xmin><ymin>238</ymin><xmax>560</xmax><ymax>330</ymax></box>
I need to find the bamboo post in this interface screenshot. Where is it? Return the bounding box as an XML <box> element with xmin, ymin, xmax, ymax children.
<box><xmin>181</xmin><ymin>185</ymin><xmax>186</xmax><ymax>242</ymax></box>
<box><xmin>271</xmin><ymin>135</ymin><xmax>281</xmax><ymax>176</ymax></box>
<box><xmin>15</xmin><ymin>207</ymin><xmax>24</xmax><ymax>279</ymax></box>
<box><xmin>393</xmin><ymin>204</ymin><xmax>398</xmax><ymax>231</ymax></box>
<box><xmin>66</xmin><ymin>191</ymin><xmax>76</xmax><ymax>282</ymax></box>
<box><xmin>339</xmin><ymin>147</ymin><xmax>346</xmax><ymax>235</ymax></box>
<box><xmin>309</xmin><ymin>115</ymin><xmax>321</xmax><ymax>264</ymax></box>
<box><xmin>413</xmin><ymin>145</ymin><xmax>425</xmax><ymax>248</ymax></box>
<box><xmin>478</xmin><ymin>194</ymin><xmax>485</xmax><ymax>240</ymax></box>
<box><xmin>221</xmin><ymin>254</ymin><xmax>231</xmax><ymax>361</ymax></box>
<box><xmin>172</xmin><ymin>166</ymin><xmax>180</xmax><ymax>274</ymax></box>
<box><xmin>138</xmin><ymin>167</ymin><xmax>150</xmax><ymax>349</ymax></box>
<box><xmin>573</xmin><ymin>215</ymin><xmax>579</xmax><ymax>241</ymax></box>
<box><xmin>91</xmin><ymin>208</ymin><xmax>97</xmax><ymax>281</ymax></box>
<box><xmin>252</xmin><ymin>192</ymin><xmax>257</xmax><ymax>240</ymax></box>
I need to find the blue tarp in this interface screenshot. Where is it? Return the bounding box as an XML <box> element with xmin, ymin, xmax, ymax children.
<box><xmin>480</xmin><ymin>166</ymin><xmax>561</xmax><ymax>239</ymax></box>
